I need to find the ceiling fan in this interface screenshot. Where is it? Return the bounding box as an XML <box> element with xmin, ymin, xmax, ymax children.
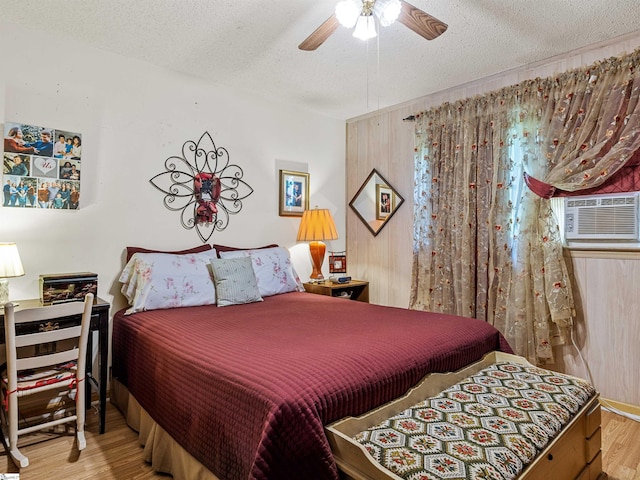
<box><xmin>299</xmin><ymin>0</ymin><xmax>447</xmax><ymax>51</ymax></box>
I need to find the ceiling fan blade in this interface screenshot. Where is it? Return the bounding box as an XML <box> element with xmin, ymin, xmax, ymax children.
<box><xmin>299</xmin><ymin>14</ymin><xmax>340</xmax><ymax>51</ymax></box>
<box><xmin>398</xmin><ymin>0</ymin><xmax>448</xmax><ymax>41</ymax></box>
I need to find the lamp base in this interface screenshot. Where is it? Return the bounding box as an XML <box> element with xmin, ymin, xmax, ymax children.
<box><xmin>0</xmin><ymin>278</ymin><xmax>9</xmax><ymax>306</ymax></box>
<box><xmin>308</xmin><ymin>241</ymin><xmax>326</xmax><ymax>280</ymax></box>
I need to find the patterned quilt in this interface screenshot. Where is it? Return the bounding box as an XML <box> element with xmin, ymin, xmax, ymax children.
<box><xmin>354</xmin><ymin>362</ymin><xmax>596</xmax><ymax>480</ymax></box>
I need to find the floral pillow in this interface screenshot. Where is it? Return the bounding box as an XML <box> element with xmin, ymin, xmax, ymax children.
<box><xmin>219</xmin><ymin>246</ymin><xmax>304</xmax><ymax>297</ymax></box>
<box><xmin>119</xmin><ymin>250</ymin><xmax>218</xmax><ymax>315</ymax></box>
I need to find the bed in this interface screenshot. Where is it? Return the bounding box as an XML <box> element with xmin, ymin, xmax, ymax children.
<box><xmin>111</xmin><ymin>243</ymin><xmax>513</xmax><ymax>480</ymax></box>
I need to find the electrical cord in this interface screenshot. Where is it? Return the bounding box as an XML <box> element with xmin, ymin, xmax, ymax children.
<box><xmin>570</xmin><ymin>327</ymin><xmax>640</xmax><ymax>423</ymax></box>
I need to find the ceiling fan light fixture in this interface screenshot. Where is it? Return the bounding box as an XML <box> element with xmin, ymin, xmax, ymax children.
<box><xmin>335</xmin><ymin>0</ymin><xmax>362</xmax><ymax>28</ymax></box>
<box><xmin>352</xmin><ymin>14</ymin><xmax>377</xmax><ymax>40</ymax></box>
<box><xmin>374</xmin><ymin>0</ymin><xmax>401</xmax><ymax>27</ymax></box>
<box><xmin>299</xmin><ymin>1</ymin><xmax>447</xmax><ymax>51</ymax></box>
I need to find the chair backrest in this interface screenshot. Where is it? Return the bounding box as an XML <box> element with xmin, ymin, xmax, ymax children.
<box><xmin>3</xmin><ymin>294</ymin><xmax>94</xmax><ymax>393</ymax></box>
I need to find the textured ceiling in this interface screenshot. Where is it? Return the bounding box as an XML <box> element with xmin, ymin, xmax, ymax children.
<box><xmin>1</xmin><ymin>1</ymin><xmax>640</xmax><ymax>120</ymax></box>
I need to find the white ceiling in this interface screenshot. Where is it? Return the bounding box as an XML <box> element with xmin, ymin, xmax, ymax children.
<box><xmin>2</xmin><ymin>1</ymin><xmax>640</xmax><ymax>120</ymax></box>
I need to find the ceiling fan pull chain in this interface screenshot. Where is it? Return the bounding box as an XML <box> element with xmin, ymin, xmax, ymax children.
<box><xmin>377</xmin><ymin>25</ymin><xmax>381</xmax><ymax>113</ymax></box>
<box><xmin>366</xmin><ymin>38</ymin><xmax>370</xmax><ymax>110</ymax></box>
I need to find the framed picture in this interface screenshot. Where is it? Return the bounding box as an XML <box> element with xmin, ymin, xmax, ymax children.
<box><xmin>279</xmin><ymin>169</ymin><xmax>309</xmax><ymax>217</ymax></box>
<box><xmin>329</xmin><ymin>251</ymin><xmax>347</xmax><ymax>274</ymax></box>
<box><xmin>3</xmin><ymin>121</ymin><xmax>83</xmax><ymax>210</ymax></box>
<box><xmin>376</xmin><ymin>184</ymin><xmax>393</xmax><ymax>220</ymax></box>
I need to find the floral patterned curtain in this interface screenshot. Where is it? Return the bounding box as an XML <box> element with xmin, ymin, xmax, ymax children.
<box><xmin>527</xmin><ymin>50</ymin><xmax>640</xmax><ymax>195</ymax></box>
<box><xmin>410</xmin><ymin>48</ymin><xmax>640</xmax><ymax>365</ymax></box>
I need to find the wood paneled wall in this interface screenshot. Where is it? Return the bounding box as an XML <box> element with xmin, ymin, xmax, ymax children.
<box><xmin>345</xmin><ymin>32</ymin><xmax>640</xmax><ymax>406</ymax></box>
<box><xmin>346</xmin><ymin>108</ymin><xmax>415</xmax><ymax>308</ymax></box>
<box><xmin>555</xmin><ymin>251</ymin><xmax>640</xmax><ymax>407</ymax></box>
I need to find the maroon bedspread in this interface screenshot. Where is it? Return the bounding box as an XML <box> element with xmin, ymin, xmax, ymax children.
<box><xmin>112</xmin><ymin>292</ymin><xmax>512</xmax><ymax>480</ymax></box>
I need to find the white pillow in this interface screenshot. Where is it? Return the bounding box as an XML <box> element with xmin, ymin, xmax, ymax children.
<box><xmin>119</xmin><ymin>250</ymin><xmax>218</xmax><ymax>314</ymax></box>
<box><xmin>219</xmin><ymin>246</ymin><xmax>304</xmax><ymax>297</ymax></box>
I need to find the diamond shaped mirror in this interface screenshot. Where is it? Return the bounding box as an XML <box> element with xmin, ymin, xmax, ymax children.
<box><xmin>349</xmin><ymin>169</ymin><xmax>404</xmax><ymax>237</ymax></box>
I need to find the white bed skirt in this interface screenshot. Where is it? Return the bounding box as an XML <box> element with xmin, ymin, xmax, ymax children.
<box><xmin>112</xmin><ymin>378</ymin><xmax>219</xmax><ymax>480</ymax></box>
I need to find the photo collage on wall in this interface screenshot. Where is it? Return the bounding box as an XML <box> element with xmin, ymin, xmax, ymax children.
<box><xmin>2</xmin><ymin>121</ymin><xmax>82</xmax><ymax>210</ymax></box>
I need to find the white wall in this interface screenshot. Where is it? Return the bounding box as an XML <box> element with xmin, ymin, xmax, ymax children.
<box><xmin>0</xmin><ymin>22</ymin><xmax>346</xmax><ymax>313</ymax></box>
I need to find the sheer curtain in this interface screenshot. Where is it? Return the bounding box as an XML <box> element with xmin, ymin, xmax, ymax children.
<box><xmin>411</xmin><ymin>48</ymin><xmax>640</xmax><ymax>364</ymax></box>
<box><xmin>526</xmin><ymin>50</ymin><xmax>640</xmax><ymax>196</ymax></box>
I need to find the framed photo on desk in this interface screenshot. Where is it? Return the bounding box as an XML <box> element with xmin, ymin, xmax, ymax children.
<box><xmin>329</xmin><ymin>251</ymin><xmax>347</xmax><ymax>274</ymax></box>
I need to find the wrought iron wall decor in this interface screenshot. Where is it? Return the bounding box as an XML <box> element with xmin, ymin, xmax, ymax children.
<box><xmin>150</xmin><ymin>132</ymin><xmax>253</xmax><ymax>243</ymax></box>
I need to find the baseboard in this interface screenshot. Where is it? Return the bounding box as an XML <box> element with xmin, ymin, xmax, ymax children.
<box><xmin>600</xmin><ymin>397</ymin><xmax>640</xmax><ymax>417</ymax></box>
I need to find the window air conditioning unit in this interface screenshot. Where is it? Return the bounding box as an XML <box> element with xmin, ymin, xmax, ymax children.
<box><xmin>564</xmin><ymin>192</ymin><xmax>640</xmax><ymax>240</ymax></box>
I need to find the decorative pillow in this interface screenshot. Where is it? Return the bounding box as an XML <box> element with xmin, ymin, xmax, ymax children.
<box><xmin>219</xmin><ymin>246</ymin><xmax>304</xmax><ymax>297</ymax></box>
<box><xmin>125</xmin><ymin>244</ymin><xmax>212</xmax><ymax>262</ymax></box>
<box><xmin>119</xmin><ymin>249</ymin><xmax>218</xmax><ymax>314</ymax></box>
<box><xmin>210</xmin><ymin>257</ymin><xmax>263</xmax><ymax>307</ymax></box>
<box><xmin>212</xmin><ymin>243</ymin><xmax>278</xmax><ymax>258</ymax></box>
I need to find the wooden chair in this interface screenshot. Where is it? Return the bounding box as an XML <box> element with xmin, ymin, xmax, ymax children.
<box><xmin>1</xmin><ymin>294</ymin><xmax>93</xmax><ymax>468</ymax></box>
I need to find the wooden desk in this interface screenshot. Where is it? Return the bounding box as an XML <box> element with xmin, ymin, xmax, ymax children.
<box><xmin>1</xmin><ymin>296</ymin><xmax>110</xmax><ymax>434</ymax></box>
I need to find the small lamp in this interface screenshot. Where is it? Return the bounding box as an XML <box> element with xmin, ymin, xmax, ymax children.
<box><xmin>0</xmin><ymin>243</ymin><xmax>25</xmax><ymax>306</ymax></box>
<box><xmin>296</xmin><ymin>208</ymin><xmax>338</xmax><ymax>281</ymax></box>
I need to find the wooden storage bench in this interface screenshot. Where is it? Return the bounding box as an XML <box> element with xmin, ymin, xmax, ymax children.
<box><xmin>326</xmin><ymin>352</ymin><xmax>605</xmax><ymax>480</ymax></box>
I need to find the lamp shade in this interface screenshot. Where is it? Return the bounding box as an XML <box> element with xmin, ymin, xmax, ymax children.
<box><xmin>296</xmin><ymin>209</ymin><xmax>338</xmax><ymax>242</ymax></box>
<box><xmin>335</xmin><ymin>0</ymin><xmax>361</xmax><ymax>28</ymax></box>
<box><xmin>0</xmin><ymin>243</ymin><xmax>24</xmax><ymax>278</ymax></box>
<box><xmin>352</xmin><ymin>15</ymin><xmax>377</xmax><ymax>40</ymax></box>
<box><xmin>374</xmin><ymin>0</ymin><xmax>401</xmax><ymax>27</ymax></box>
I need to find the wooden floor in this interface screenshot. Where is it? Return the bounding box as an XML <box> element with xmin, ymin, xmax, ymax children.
<box><xmin>0</xmin><ymin>403</ymin><xmax>638</xmax><ymax>479</ymax></box>
<box><xmin>602</xmin><ymin>408</ymin><xmax>640</xmax><ymax>480</ymax></box>
<box><xmin>0</xmin><ymin>403</ymin><xmax>163</xmax><ymax>480</ymax></box>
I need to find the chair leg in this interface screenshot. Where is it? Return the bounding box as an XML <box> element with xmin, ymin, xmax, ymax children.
<box><xmin>77</xmin><ymin>430</ymin><xmax>86</xmax><ymax>451</ymax></box>
<box><xmin>9</xmin><ymin>447</ymin><xmax>29</xmax><ymax>468</ymax></box>
<box><xmin>0</xmin><ymin>411</ymin><xmax>27</xmax><ymax>468</ymax></box>
<box><xmin>7</xmin><ymin>392</ymin><xmax>29</xmax><ymax>468</ymax></box>
<box><xmin>76</xmin><ymin>380</ymin><xmax>86</xmax><ymax>451</ymax></box>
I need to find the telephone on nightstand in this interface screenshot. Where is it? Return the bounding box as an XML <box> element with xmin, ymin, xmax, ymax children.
<box><xmin>329</xmin><ymin>275</ymin><xmax>351</xmax><ymax>284</ymax></box>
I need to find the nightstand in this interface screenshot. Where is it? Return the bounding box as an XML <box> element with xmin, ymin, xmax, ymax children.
<box><xmin>303</xmin><ymin>280</ymin><xmax>369</xmax><ymax>303</ymax></box>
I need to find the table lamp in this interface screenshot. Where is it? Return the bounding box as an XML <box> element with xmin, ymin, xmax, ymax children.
<box><xmin>0</xmin><ymin>243</ymin><xmax>25</xmax><ymax>306</ymax></box>
<box><xmin>296</xmin><ymin>207</ymin><xmax>338</xmax><ymax>281</ymax></box>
